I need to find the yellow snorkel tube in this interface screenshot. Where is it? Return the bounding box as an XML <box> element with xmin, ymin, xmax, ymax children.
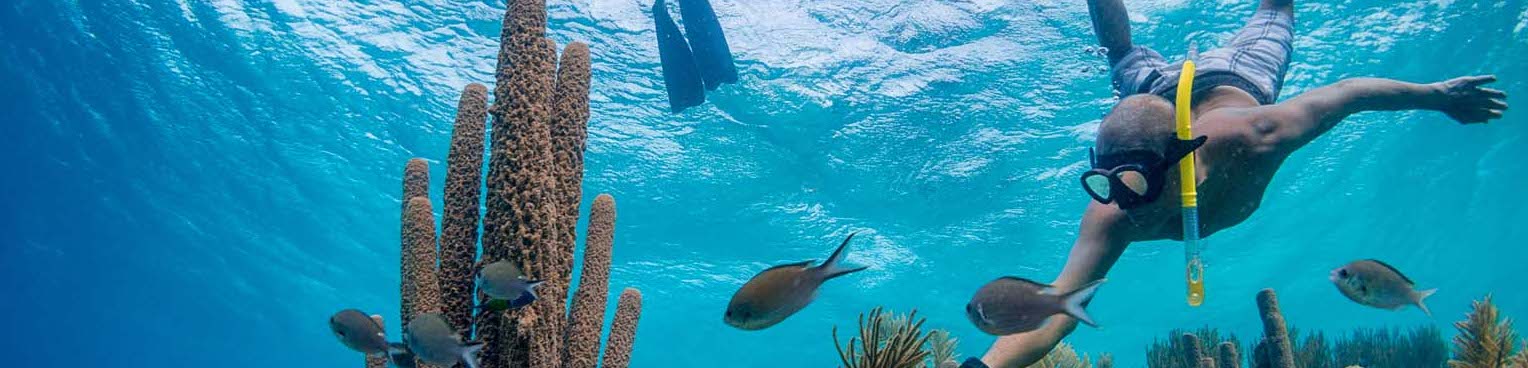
<box><xmin>1177</xmin><ymin>49</ymin><xmax>1206</xmax><ymax>307</ymax></box>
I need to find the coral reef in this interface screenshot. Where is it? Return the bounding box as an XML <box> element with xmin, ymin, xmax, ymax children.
<box><xmin>1450</xmin><ymin>295</ymin><xmax>1520</xmax><ymax>368</ymax></box>
<box><xmin>1026</xmin><ymin>342</ymin><xmax>1094</xmax><ymax>368</ymax></box>
<box><xmin>1147</xmin><ymin>289</ymin><xmax>1495</xmax><ymax>368</ymax></box>
<box><xmin>1329</xmin><ymin>327</ymin><xmax>1446</xmax><ymax>368</ymax></box>
<box><xmin>374</xmin><ymin>1</ymin><xmax>642</xmax><ymax>367</ymax></box>
<box><xmin>834</xmin><ymin>308</ymin><xmax>936</xmax><ymax>368</ymax></box>
<box><xmin>1148</xmin><ymin>327</ymin><xmax>1241</xmax><ymax>368</ymax></box>
<box><xmin>1098</xmin><ymin>353</ymin><xmax>1114</xmax><ymax>368</ymax></box>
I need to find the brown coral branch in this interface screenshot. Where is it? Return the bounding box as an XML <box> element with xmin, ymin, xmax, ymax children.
<box><xmin>481</xmin><ymin>2</ymin><xmax>558</xmax><ymax>366</ymax></box>
<box><xmin>404</xmin><ymin>158</ymin><xmax>430</xmax><ymax>211</ymax></box>
<box><xmin>440</xmin><ymin>83</ymin><xmax>488</xmax><ymax>335</ymax></box>
<box><xmin>602</xmin><ymin>288</ymin><xmax>644</xmax><ymax>368</ymax></box>
<box><xmin>1256</xmin><ymin>289</ymin><xmax>1296</xmax><ymax>368</ymax></box>
<box><xmin>1218</xmin><ymin>342</ymin><xmax>1240</xmax><ymax>368</ymax></box>
<box><xmin>404</xmin><ymin>196</ymin><xmax>446</xmax><ymax>368</ymax></box>
<box><xmin>549</xmin><ymin>39</ymin><xmax>592</xmax><ymax>340</ymax></box>
<box><xmin>562</xmin><ymin>194</ymin><xmax>614</xmax><ymax>368</ymax></box>
<box><xmin>400</xmin><ymin>159</ymin><xmax>429</xmax><ymax>326</ymax></box>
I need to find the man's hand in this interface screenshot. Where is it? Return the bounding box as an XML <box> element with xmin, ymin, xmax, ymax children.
<box><xmin>1434</xmin><ymin>75</ymin><xmax>1508</xmax><ymax>124</ymax></box>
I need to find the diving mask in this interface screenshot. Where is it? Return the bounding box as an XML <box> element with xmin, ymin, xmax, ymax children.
<box><xmin>1080</xmin><ymin>135</ymin><xmax>1207</xmax><ymax>209</ymax></box>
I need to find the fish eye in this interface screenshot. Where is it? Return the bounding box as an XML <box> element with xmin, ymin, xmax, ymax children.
<box><xmin>1338</xmin><ymin>269</ymin><xmax>1349</xmax><ymax>278</ymax></box>
<box><xmin>725</xmin><ymin>311</ymin><xmax>733</xmax><ymax>318</ymax></box>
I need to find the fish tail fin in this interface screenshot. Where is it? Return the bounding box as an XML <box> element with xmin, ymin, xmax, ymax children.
<box><xmin>1416</xmin><ymin>288</ymin><xmax>1437</xmax><ymax>317</ymax></box>
<box><xmin>386</xmin><ymin>343</ymin><xmax>414</xmax><ymax>368</ymax></box>
<box><xmin>816</xmin><ymin>231</ymin><xmax>866</xmax><ymax>280</ymax></box>
<box><xmin>1060</xmin><ymin>279</ymin><xmax>1106</xmax><ymax>328</ymax></box>
<box><xmin>461</xmin><ymin>341</ymin><xmax>485</xmax><ymax>368</ymax></box>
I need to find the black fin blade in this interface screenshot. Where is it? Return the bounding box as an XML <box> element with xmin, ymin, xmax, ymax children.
<box><xmin>676</xmin><ymin>0</ymin><xmax>737</xmax><ymax>90</ymax></box>
<box><xmin>654</xmin><ymin>0</ymin><xmax>705</xmax><ymax>113</ymax></box>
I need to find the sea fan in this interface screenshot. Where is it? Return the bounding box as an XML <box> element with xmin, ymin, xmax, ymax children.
<box><xmin>1025</xmin><ymin>342</ymin><xmax>1091</xmax><ymax>368</ymax></box>
<box><xmin>1449</xmin><ymin>294</ymin><xmax>1520</xmax><ymax>368</ymax></box>
<box><xmin>926</xmin><ymin>329</ymin><xmax>959</xmax><ymax>368</ymax></box>
<box><xmin>1097</xmin><ymin>353</ymin><xmax>1114</xmax><ymax>368</ymax></box>
<box><xmin>835</xmin><ymin>308</ymin><xmax>934</xmax><ymax>368</ymax></box>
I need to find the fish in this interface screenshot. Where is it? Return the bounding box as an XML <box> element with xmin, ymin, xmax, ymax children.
<box><xmin>476</xmin><ymin>260</ymin><xmax>543</xmax><ymax>312</ymax></box>
<box><xmin>676</xmin><ymin>0</ymin><xmax>737</xmax><ymax>90</ymax></box>
<box><xmin>330</xmin><ymin>309</ymin><xmax>391</xmax><ymax>355</ymax></box>
<box><xmin>1330</xmin><ymin>259</ymin><xmax>1437</xmax><ymax>316</ymax></box>
<box><xmin>653</xmin><ymin>0</ymin><xmax>705</xmax><ymax>113</ymax></box>
<box><xmin>403</xmin><ymin>313</ymin><xmax>484</xmax><ymax>368</ymax></box>
<box><xmin>965</xmin><ymin>277</ymin><xmax>1105</xmax><ymax>336</ymax></box>
<box><xmin>724</xmin><ymin>232</ymin><xmax>869</xmax><ymax>330</ymax></box>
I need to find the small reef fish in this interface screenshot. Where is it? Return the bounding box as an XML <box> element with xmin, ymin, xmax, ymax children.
<box><xmin>329</xmin><ymin>309</ymin><xmax>415</xmax><ymax>368</ymax></box>
<box><xmin>965</xmin><ymin>277</ymin><xmax>1105</xmax><ymax>336</ymax></box>
<box><xmin>1330</xmin><ymin>259</ymin><xmax>1437</xmax><ymax>316</ymax></box>
<box><xmin>330</xmin><ymin>309</ymin><xmax>390</xmax><ymax>355</ymax></box>
<box><xmin>724</xmin><ymin>232</ymin><xmax>869</xmax><ymax>330</ymax></box>
<box><xmin>403</xmin><ymin>313</ymin><xmax>484</xmax><ymax>368</ymax></box>
<box><xmin>476</xmin><ymin>260</ymin><xmax>543</xmax><ymax>313</ymax></box>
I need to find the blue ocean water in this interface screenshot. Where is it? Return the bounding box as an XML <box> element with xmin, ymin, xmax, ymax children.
<box><xmin>3</xmin><ymin>0</ymin><xmax>1525</xmax><ymax>366</ymax></box>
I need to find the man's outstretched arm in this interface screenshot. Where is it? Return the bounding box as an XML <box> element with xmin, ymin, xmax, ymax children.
<box><xmin>980</xmin><ymin>202</ymin><xmax>1132</xmax><ymax>368</ymax></box>
<box><xmin>1256</xmin><ymin>75</ymin><xmax>1508</xmax><ymax>153</ymax></box>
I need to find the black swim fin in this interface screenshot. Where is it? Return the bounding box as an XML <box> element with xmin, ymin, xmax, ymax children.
<box><xmin>653</xmin><ymin>0</ymin><xmax>705</xmax><ymax>113</ymax></box>
<box><xmin>676</xmin><ymin>0</ymin><xmax>737</xmax><ymax>90</ymax></box>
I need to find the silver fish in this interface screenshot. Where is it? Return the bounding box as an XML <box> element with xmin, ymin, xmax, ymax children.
<box><xmin>1331</xmin><ymin>259</ymin><xmax>1436</xmax><ymax>316</ymax></box>
<box><xmin>965</xmin><ymin>277</ymin><xmax>1104</xmax><ymax>335</ymax></box>
<box><xmin>476</xmin><ymin>260</ymin><xmax>543</xmax><ymax>310</ymax></box>
<box><xmin>724</xmin><ymin>232</ymin><xmax>868</xmax><ymax>330</ymax></box>
<box><xmin>403</xmin><ymin>313</ymin><xmax>484</xmax><ymax>368</ymax></box>
<box><xmin>330</xmin><ymin>309</ymin><xmax>390</xmax><ymax>355</ymax></box>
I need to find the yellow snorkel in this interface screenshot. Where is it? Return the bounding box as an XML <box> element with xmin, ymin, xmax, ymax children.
<box><xmin>1177</xmin><ymin>47</ymin><xmax>1206</xmax><ymax>307</ymax></box>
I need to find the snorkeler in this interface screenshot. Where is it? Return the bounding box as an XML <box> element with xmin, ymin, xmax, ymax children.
<box><xmin>978</xmin><ymin>0</ymin><xmax>1507</xmax><ymax>366</ymax></box>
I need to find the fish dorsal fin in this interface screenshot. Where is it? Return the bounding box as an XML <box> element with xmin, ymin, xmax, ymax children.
<box><xmin>1366</xmin><ymin>259</ymin><xmax>1414</xmax><ymax>285</ymax></box>
<box><xmin>763</xmin><ymin>260</ymin><xmax>815</xmax><ymax>272</ymax></box>
<box><xmin>999</xmin><ymin>276</ymin><xmax>1053</xmax><ymax>293</ymax></box>
<box><xmin>368</xmin><ymin>314</ymin><xmax>385</xmax><ymax>331</ymax></box>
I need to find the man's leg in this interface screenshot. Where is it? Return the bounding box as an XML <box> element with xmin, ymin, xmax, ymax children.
<box><xmin>1089</xmin><ymin>0</ymin><xmax>1169</xmax><ymax>98</ymax></box>
<box><xmin>1086</xmin><ymin>0</ymin><xmax>1135</xmax><ymax>64</ymax></box>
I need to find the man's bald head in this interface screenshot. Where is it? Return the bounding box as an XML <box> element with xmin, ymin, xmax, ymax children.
<box><xmin>1097</xmin><ymin>94</ymin><xmax>1176</xmax><ymax>157</ymax></box>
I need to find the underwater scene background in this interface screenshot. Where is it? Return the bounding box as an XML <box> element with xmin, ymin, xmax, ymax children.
<box><xmin>3</xmin><ymin>0</ymin><xmax>1527</xmax><ymax>366</ymax></box>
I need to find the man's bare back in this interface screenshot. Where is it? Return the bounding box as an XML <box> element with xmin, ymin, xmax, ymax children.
<box><xmin>978</xmin><ymin>0</ymin><xmax>1508</xmax><ymax>366</ymax></box>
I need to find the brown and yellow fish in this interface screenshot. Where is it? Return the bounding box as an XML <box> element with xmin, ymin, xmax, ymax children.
<box><xmin>965</xmin><ymin>277</ymin><xmax>1105</xmax><ymax>336</ymax></box>
<box><xmin>1330</xmin><ymin>259</ymin><xmax>1437</xmax><ymax>316</ymax></box>
<box><xmin>724</xmin><ymin>232</ymin><xmax>868</xmax><ymax>330</ymax></box>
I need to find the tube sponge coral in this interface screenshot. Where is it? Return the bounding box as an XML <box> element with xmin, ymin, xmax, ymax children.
<box><xmin>439</xmin><ymin>84</ymin><xmax>488</xmax><ymax>333</ymax></box>
<box><xmin>1256</xmin><ymin>289</ymin><xmax>1297</xmax><ymax>368</ymax></box>
<box><xmin>374</xmin><ymin>0</ymin><xmax>642</xmax><ymax>367</ymax></box>
<box><xmin>602</xmin><ymin>288</ymin><xmax>645</xmax><ymax>368</ymax></box>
